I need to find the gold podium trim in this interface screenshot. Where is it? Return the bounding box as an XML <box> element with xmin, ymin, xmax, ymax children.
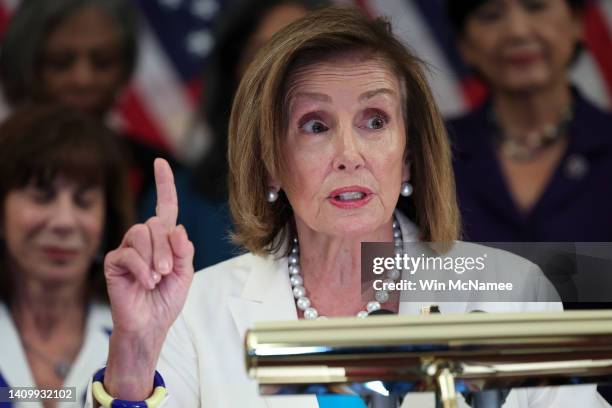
<box><xmin>245</xmin><ymin>311</ymin><xmax>612</xmax><ymax>406</ymax></box>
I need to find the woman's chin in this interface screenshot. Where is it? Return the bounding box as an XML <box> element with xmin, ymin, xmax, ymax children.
<box><xmin>324</xmin><ymin>213</ymin><xmax>387</xmax><ymax>237</ymax></box>
<box><xmin>30</xmin><ymin>264</ymin><xmax>89</xmax><ymax>285</ymax></box>
<box><xmin>498</xmin><ymin>72</ymin><xmax>553</xmax><ymax>94</ymax></box>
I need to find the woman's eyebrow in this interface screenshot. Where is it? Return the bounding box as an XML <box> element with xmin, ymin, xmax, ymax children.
<box><xmin>287</xmin><ymin>92</ymin><xmax>331</xmax><ymax>117</ymax></box>
<box><xmin>359</xmin><ymin>88</ymin><xmax>397</xmax><ymax>102</ymax></box>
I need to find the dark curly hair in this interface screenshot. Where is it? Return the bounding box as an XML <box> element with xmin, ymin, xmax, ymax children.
<box><xmin>446</xmin><ymin>0</ymin><xmax>586</xmax><ymax>34</ymax></box>
<box><xmin>0</xmin><ymin>104</ymin><xmax>134</xmax><ymax>304</ymax></box>
<box><xmin>0</xmin><ymin>0</ymin><xmax>138</xmax><ymax>107</ymax></box>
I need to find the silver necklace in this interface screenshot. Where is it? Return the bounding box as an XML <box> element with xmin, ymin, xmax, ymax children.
<box><xmin>288</xmin><ymin>216</ymin><xmax>403</xmax><ymax>320</ymax></box>
<box><xmin>491</xmin><ymin>103</ymin><xmax>573</xmax><ymax>161</ymax></box>
<box><xmin>22</xmin><ymin>340</ymin><xmax>74</xmax><ymax>379</ymax></box>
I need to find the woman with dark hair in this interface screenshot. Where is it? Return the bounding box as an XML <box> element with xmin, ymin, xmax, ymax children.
<box><xmin>446</xmin><ymin>0</ymin><xmax>612</xmax><ymax>243</ymax></box>
<box><xmin>0</xmin><ymin>104</ymin><xmax>133</xmax><ymax>407</ymax></box>
<box><xmin>0</xmin><ymin>0</ymin><xmax>137</xmax><ymax>117</ymax></box>
<box><xmin>161</xmin><ymin>0</ymin><xmax>328</xmax><ymax>269</ymax></box>
<box><xmin>0</xmin><ymin>0</ymin><xmax>171</xmax><ymax>206</ymax></box>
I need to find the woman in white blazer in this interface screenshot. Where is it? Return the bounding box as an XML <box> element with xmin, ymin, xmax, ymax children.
<box><xmin>92</xmin><ymin>6</ymin><xmax>609</xmax><ymax>408</ymax></box>
<box><xmin>0</xmin><ymin>104</ymin><xmax>132</xmax><ymax>407</ymax></box>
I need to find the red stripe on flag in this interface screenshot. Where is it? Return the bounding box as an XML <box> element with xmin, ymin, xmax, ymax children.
<box><xmin>117</xmin><ymin>88</ymin><xmax>171</xmax><ymax>152</ymax></box>
<box><xmin>354</xmin><ymin>0</ymin><xmax>375</xmax><ymax>18</ymax></box>
<box><xmin>583</xmin><ymin>3</ymin><xmax>612</xmax><ymax>97</ymax></box>
<box><xmin>460</xmin><ymin>75</ymin><xmax>489</xmax><ymax>110</ymax></box>
<box><xmin>185</xmin><ymin>78</ymin><xmax>203</xmax><ymax>105</ymax></box>
<box><xmin>0</xmin><ymin>5</ymin><xmax>11</xmax><ymax>41</ymax></box>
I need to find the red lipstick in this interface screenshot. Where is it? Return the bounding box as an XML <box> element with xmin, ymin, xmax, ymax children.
<box><xmin>41</xmin><ymin>246</ymin><xmax>78</xmax><ymax>261</ymax></box>
<box><xmin>328</xmin><ymin>186</ymin><xmax>373</xmax><ymax>209</ymax></box>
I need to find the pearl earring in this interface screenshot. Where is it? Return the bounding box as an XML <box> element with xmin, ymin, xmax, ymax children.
<box><xmin>267</xmin><ymin>188</ymin><xmax>279</xmax><ymax>203</ymax></box>
<box><xmin>400</xmin><ymin>181</ymin><xmax>413</xmax><ymax>197</ymax></box>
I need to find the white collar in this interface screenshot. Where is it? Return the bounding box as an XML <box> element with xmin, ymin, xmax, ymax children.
<box><xmin>227</xmin><ymin>210</ymin><xmax>424</xmax><ymax>336</ymax></box>
<box><xmin>0</xmin><ymin>302</ymin><xmax>112</xmax><ymax>407</ymax></box>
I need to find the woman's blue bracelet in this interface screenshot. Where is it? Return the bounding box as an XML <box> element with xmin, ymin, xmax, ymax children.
<box><xmin>92</xmin><ymin>367</ymin><xmax>166</xmax><ymax>408</ymax></box>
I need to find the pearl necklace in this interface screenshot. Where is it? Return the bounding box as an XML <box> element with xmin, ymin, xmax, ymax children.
<box><xmin>288</xmin><ymin>216</ymin><xmax>403</xmax><ymax>320</ymax></box>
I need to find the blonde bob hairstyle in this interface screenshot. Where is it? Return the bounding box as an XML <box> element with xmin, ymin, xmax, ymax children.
<box><xmin>228</xmin><ymin>5</ymin><xmax>460</xmax><ymax>255</ymax></box>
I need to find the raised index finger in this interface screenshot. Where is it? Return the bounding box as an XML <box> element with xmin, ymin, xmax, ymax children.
<box><xmin>154</xmin><ymin>158</ymin><xmax>178</xmax><ymax>228</ymax></box>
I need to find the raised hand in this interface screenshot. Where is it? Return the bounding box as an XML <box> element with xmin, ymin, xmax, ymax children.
<box><xmin>103</xmin><ymin>159</ymin><xmax>194</xmax><ymax>399</ymax></box>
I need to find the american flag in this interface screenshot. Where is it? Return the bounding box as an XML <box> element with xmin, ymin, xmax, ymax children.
<box><xmin>0</xmin><ymin>0</ymin><xmax>610</xmax><ymax>159</ymax></box>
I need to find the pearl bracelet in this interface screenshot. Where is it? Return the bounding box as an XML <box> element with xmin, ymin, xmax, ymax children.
<box><xmin>92</xmin><ymin>367</ymin><xmax>166</xmax><ymax>408</ymax></box>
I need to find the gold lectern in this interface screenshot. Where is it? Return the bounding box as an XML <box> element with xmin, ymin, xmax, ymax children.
<box><xmin>245</xmin><ymin>311</ymin><xmax>612</xmax><ymax>407</ymax></box>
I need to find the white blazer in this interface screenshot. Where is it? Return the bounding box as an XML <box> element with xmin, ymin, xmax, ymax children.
<box><xmin>86</xmin><ymin>213</ymin><xmax>609</xmax><ymax>407</ymax></box>
<box><xmin>0</xmin><ymin>302</ymin><xmax>112</xmax><ymax>408</ymax></box>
